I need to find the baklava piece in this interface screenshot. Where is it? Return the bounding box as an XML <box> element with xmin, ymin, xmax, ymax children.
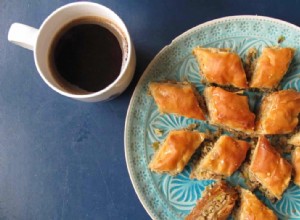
<box><xmin>204</xmin><ymin>86</ymin><xmax>255</xmax><ymax>134</ymax></box>
<box><xmin>190</xmin><ymin>135</ymin><xmax>250</xmax><ymax>180</ymax></box>
<box><xmin>235</xmin><ymin>188</ymin><xmax>277</xmax><ymax>220</ymax></box>
<box><xmin>250</xmin><ymin>47</ymin><xmax>295</xmax><ymax>89</ymax></box>
<box><xmin>149</xmin><ymin>81</ymin><xmax>206</xmax><ymax>120</ymax></box>
<box><xmin>256</xmin><ymin>90</ymin><xmax>300</xmax><ymax>135</ymax></box>
<box><xmin>292</xmin><ymin>147</ymin><xmax>300</xmax><ymax>186</ymax></box>
<box><xmin>193</xmin><ymin>47</ymin><xmax>248</xmax><ymax>88</ymax></box>
<box><xmin>248</xmin><ymin>136</ymin><xmax>292</xmax><ymax>200</ymax></box>
<box><xmin>288</xmin><ymin>132</ymin><xmax>300</xmax><ymax>147</ymax></box>
<box><xmin>185</xmin><ymin>181</ymin><xmax>238</xmax><ymax>220</ymax></box>
<box><xmin>148</xmin><ymin>130</ymin><xmax>205</xmax><ymax>175</ymax></box>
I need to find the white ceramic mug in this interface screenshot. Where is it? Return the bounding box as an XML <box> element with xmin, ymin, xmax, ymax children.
<box><xmin>8</xmin><ymin>2</ymin><xmax>136</xmax><ymax>102</ymax></box>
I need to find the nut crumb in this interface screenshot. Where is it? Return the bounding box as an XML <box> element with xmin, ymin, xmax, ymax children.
<box><xmin>152</xmin><ymin>142</ymin><xmax>160</xmax><ymax>151</ymax></box>
<box><xmin>278</xmin><ymin>35</ymin><xmax>285</xmax><ymax>44</ymax></box>
<box><xmin>186</xmin><ymin>123</ymin><xmax>199</xmax><ymax>130</ymax></box>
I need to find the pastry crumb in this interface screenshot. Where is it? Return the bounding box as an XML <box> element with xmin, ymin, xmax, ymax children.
<box><xmin>152</xmin><ymin>142</ymin><xmax>160</xmax><ymax>151</ymax></box>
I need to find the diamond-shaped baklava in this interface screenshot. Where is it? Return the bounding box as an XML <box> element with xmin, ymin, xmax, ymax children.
<box><xmin>250</xmin><ymin>47</ymin><xmax>295</xmax><ymax>89</ymax></box>
<box><xmin>149</xmin><ymin>81</ymin><xmax>206</xmax><ymax>120</ymax></box>
<box><xmin>235</xmin><ymin>188</ymin><xmax>277</xmax><ymax>220</ymax></box>
<box><xmin>190</xmin><ymin>135</ymin><xmax>250</xmax><ymax>180</ymax></box>
<box><xmin>248</xmin><ymin>136</ymin><xmax>292</xmax><ymax>200</ymax></box>
<box><xmin>148</xmin><ymin>130</ymin><xmax>205</xmax><ymax>175</ymax></box>
<box><xmin>185</xmin><ymin>181</ymin><xmax>238</xmax><ymax>220</ymax></box>
<box><xmin>193</xmin><ymin>47</ymin><xmax>248</xmax><ymax>88</ymax></box>
<box><xmin>256</xmin><ymin>90</ymin><xmax>300</xmax><ymax>135</ymax></box>
<box><xmin>204</xmin><ymin>86</ymin><xmax>255</xmax><ymax>134</ymax></box>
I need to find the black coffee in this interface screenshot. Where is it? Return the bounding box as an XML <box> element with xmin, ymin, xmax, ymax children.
<box><xmin>49</xmin><ymin>17</ymin><xmax>124</xmax><ymax>93</ymax></box>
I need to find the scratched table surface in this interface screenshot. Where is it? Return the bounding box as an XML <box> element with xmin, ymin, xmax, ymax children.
<box><xmin>1</xmin><ymin>0</ymin><xmax>300</xmax><ymax>219</ymax></box>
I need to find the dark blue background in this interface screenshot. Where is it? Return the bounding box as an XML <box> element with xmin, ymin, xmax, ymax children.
<box><xmin>1</xmin><ymin>1</ymin><xmax>300</xmax><ymax>219</ymax></box>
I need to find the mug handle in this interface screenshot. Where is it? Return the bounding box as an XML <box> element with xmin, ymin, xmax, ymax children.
<box><xmin>8</xmin><ymin>23</ymin><xmax>38</xmax><ymax>51</ymax></box>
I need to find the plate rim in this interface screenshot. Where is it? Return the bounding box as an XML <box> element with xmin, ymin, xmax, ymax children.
<box><xmin>124</xmin><ymin>15</ymin><xmax>300</xmax><ymax>220</ymax></box>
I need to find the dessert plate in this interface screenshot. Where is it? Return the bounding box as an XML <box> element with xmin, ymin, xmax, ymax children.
<box><xmin>125</xmin><ymin>15</ymin><xmax>300</xmax><ymax>220</ymax></box>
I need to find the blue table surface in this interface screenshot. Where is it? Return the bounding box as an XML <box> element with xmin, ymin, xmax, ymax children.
<box><xmin>2</xmin><ymin>0</ymin><xmax>300</xmax><ymax>219</ymax></box>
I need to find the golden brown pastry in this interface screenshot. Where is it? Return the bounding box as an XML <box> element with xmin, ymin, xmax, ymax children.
<box><xmin>292</xmin><ymin>147</ymin><xmax>300</xmax><ymax>186</ymax></box>
<box><xmin>288</xmin><ymin>132</ymin><xmax>300</xmax><ymax>147</ymax></box>
<box><xmin>250</xmin><ymin>47</ymin><xmax>295</xmax><ymax>89</ymax></box>
<box><xmin>235</xmin><ymin>188</ymin><xmax>277</xmax><ymax>220</ymax></box>
<box><xmin>256</xmin><ymin>90</ymin><xmax>300</xmax><ymax>135</ymax></box>
<box><xmin>148</xmin><ymin>130</ymin><xmax>205</xmax><ymax>175</ymax></box>
<box><xmin>190</xmin><ymin>135</ymin><xmax>250</xmax><ymax>180</ymax></box>
<box><xmin>149</xmin><ymin>81</ymin><xmax>206</xmax><ymax>120</ymax></box>
<box><xmin>185</xmin><ymin>181</ymin><xmax>238</xmax><ymax>220</ymax></box>
<box><xmin>193</xmin><ymin>47</ymin><xmax>248</xmax><ymax>88</ymax></box>
<box><xmin>249</xmin><ymin>136</ymin><xmax>292</xmax><ymax>200</ymax></box>
<box><xmin>204</xmin><ymin>86</ymin><xmax>255</xmax><ymax>134</ymax></box>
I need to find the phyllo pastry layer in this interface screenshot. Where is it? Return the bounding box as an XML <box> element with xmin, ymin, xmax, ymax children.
<box><xmin>149</xmin><ymin>81</ymin><xmax>206</xmax><ymax>120</ymax></box>
<box><xmin>235</xmin><ymin>188</ymin><xmax>277</xmax><ymax>220</ymax></box>
<box><xmin>185</xmin><ymin>181</ymin><xmax>238</xmax><ymax>220</ymax></box>
<box><xmin>292</xmin><ymin>147</ymin><xmax>300</xmax><ymax>186</ymax></box>
<box><xmin>148</xmin><ymin>130</ymin><xmax>205</xmax><ymax>175</ymax></box>
<box><xmin>256</xmin><ymin>90</ymin><xmax>300</xmax><ymax>135</ymax></box>
<box><xmin>249</xmin><ymin>136</ymin><xmax>292</xmax><ymax>200</ymax></box>
<box><xmin>204</xmin><ymin>86</ymin><xmax>255</xmax><ymax>134</ymax></box>
<box><xmin>250</xmin><ymin>47</ymin><xmax>295</xmax><ymax>89</ymax></box>
<box><xmin>288</xmin><ymin>132</ymin><xmax>300</xmax><ymax>147</ymax></box>
<box><xmin>193</xmin><ymin>47</ymin><xmax>248</xmax><ymax>88</ymax></box>
<box><xmin>190</xmin><ymin>135</ymin><xmax>250</xmax><ymax>180</ymax></box>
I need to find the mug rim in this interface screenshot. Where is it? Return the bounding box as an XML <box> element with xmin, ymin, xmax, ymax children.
<box><xmin>34</xmin><ymin>1</ymin><xmax>133</xmax><ymax>100</ymax></box>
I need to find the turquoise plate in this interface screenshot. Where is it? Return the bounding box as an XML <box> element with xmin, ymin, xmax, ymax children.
<box><xmin>125</xmin><ymin>16</ymin><xmax>300</xmax><ymax>220</ymax></box>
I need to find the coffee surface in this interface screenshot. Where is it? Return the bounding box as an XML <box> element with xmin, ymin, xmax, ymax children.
<box><xmin>49</xmin><ymin>18</ymin><xmax>123</xmax><ymax>93</ymax></box>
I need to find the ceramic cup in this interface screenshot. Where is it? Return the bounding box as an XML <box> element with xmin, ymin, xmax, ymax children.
<box><xmin>8</xmin><ymin>2</ymin><xmax>136</xmax><ymax>102</ymax></box>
